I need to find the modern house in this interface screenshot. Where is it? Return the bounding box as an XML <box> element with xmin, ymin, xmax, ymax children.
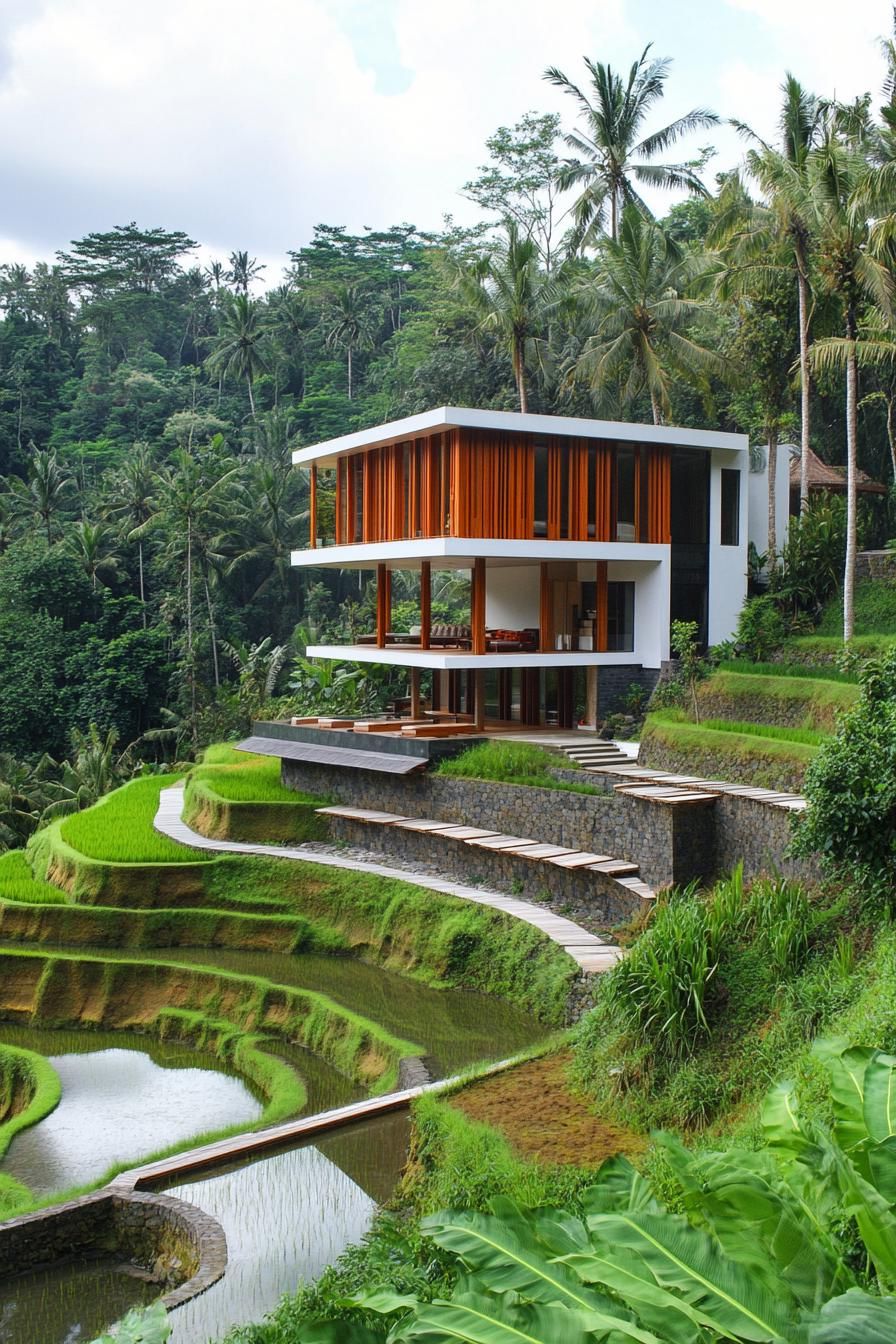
<box><xmin>287</xmin><ymin>406</ymin><xmax>751</xmax><ymax>734</ymax></box>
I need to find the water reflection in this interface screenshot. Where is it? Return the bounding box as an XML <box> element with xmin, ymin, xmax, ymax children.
<box><xmin>3</xmin><ymin>1048</ymin><xmax>261</xmax><ymax>1196</ymax></box>
<box><xmin>163</xmin><ymin>1114</ymin><xmax>409</xmax><ymax>1344</ymax></box>
<box><xmin>0</xmin><ymin>1258</ymin><xmax>157</xmax><ymax>1344</ymax></box>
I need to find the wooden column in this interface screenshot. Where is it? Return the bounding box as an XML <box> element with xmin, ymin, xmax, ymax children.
<box><xmin>420</xmin><ymin>560</ymin><xmax>431</xmax><ymax>649</ymax></box>
<box><xmin>585</xmin><ymin>666</ymin><xmax>599</xmax><ymax>728</ymax></box>
<box><xmin>376</xmin><ymin>564</ymin><xmax>391</xmax><ymax>649</ymax></box>
<box><xmin>309</xmin><ymin>465</ymin><xmax>317</xmax><ymax>548</ymax></box>
<box><xmin>471</xmin><ymin>557</ymin><xmax>486</xmax><ymax>656</ymax></box>
<box><xmin>595</xmin><ymin>561</ymin><xmax>608</xmax><ymax>653</ymax></box>
<box><xmin>539</xmin><ymin>562</ymin><xmax>553</xmax><ymax>652</ymax></box>
<box><xmin>409</xmin><ymin>667</ymin><xmax>421</xmax><ymax>719</ymax></box>
<box><xmin>473</xmin><ymin>669</ymin><xmax>486</xmax><ymax>731</ymax></box>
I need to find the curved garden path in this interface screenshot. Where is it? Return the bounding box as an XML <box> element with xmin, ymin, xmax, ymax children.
<box><xmin>154</xmin><ymin>785</ymin><xmax>621</xmax><ymax>974</ymax></box>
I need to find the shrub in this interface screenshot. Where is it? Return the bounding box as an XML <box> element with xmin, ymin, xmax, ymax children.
<box><xmin>733</xmin><ymin>594</ymin><xmax>788</xmax><ymax>661</ymax></box>
<box><xmin>793</xmin><ymin>649</ymin><xmax>896</xmax><ymax>896</ymax></box>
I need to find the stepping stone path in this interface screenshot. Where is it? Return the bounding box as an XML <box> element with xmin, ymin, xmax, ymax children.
<box><xmin>154</xmin><ymin>787</ymin><xmax>625</xmax><ymax>975</ymax></box>
<box><xmin>556</xmin><ymin>745</ymin><xmax>808</xmax><ymax>813</ymax></box>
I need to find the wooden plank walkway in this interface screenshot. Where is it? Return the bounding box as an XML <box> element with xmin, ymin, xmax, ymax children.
<box><xmin>109</xmin><ymin>1051</ymin><xmax>527</xmax><ymax>1194</ymax></box>
<box><xmin>154</xmin><ymin>787</ymin><xmax>624</xmax><ymax>973</ymax></box>
<box><xmin>588</xmin><ymin>762</ymin><xmax>807</xmax><ymax>813</ymax></box>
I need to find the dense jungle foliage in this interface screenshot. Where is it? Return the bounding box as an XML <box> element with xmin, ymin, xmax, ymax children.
<box><xmin>5</xmin><ymin>39</ymin><xmax>896</xmax><ymax>827</ymax></box>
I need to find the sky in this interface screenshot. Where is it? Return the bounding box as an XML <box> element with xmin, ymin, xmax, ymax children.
<box><xmin>0</xmin><ymin>0</ymin><xmax>893</xmax><ymax>282</ymax></box>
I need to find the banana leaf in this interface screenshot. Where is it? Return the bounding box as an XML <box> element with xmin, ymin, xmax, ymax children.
<box><xmin>583</xmin><ymin>1155</ymin><xmax>663</xmax><ymax>1216</ymax></box>
<box><xmin>585</xmin><ymin>1211</ymin><xmax>798</xmax><ymax>1342</ymax></box>
<box><xmin>807</xmin><ymin>1287</ymin><xmax>896</xmax><ymax>1342</ymax></box>
<box><xmin>654</xmin><ymin>1135</ymin><xmax>851</xmax><ymax>1312</ymax></box>
<box><xmin>392</xmin><ymin>1279</ymin><xmax>661</xmax><ymax>1344</ymax></box>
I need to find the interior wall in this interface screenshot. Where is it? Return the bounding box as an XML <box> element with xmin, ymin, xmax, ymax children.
<box><xmin>484</xmin><ymin>564</ymin><xmax>540</xmax><ymax>628</ymax></box>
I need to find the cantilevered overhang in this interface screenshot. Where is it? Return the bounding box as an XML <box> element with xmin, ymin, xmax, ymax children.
<box><xmin>304</xmin><ymin>645</ymin><xmax>651</xmax><ymax>670</ymax></box>
<box><xmin>291</xmin><ymin>537</ymin><xmax>668</xmax><ymax>570</ymax></box>
<box><xmin>292</xmin><ymin>406</ymin><xmax>749</xmax><ymax>469</ymax></box>
<box><xmin>236</xmin><ymin>734</ymin><xmax>426</xmax><ymax>773</ymax></box>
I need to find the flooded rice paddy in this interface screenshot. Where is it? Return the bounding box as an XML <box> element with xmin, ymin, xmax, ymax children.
<box><xmin>0</xmin><ymin>946</ymin><xmax>547</xmax><ymax>1342</ymax></box>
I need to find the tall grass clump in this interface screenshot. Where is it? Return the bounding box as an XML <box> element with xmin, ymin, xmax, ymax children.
<box><xmin>190</xmin><ymin>759</ymin><xmax>320</xmax><ymax>804</ymax></box>
<box><xmin>716</xmin><ymin>659</ymin><xmax>859</xmax><ymax>684</ymax></box>
<box><xmin>59</xmin><ymin>776</ymin><xmax>203</xmax><ymax>864</ymax></box>
<box><xmin>437</xmin><ymin>741</ymin><xmax>599</xmax><ymax>795</ymax></box>
<box><xmin>598</xmin><ymin>866</ymin><xmax>816</xmax><ymax>1063</ymax></box>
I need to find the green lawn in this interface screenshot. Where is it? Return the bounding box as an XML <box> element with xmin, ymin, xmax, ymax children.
<box><xmin>436</xmin><ymin>740</ymin><xmax>600</xmax><ymax>795</ymax></box>
<box><xmin>815</xmin><ymin>576</ymin><xmax>896</xmax><ymax>636</ymax></box>
<box><xmin>715</xmin><ymin>659</ymin><xmax>859</xmax><ymax>684</ymax></box>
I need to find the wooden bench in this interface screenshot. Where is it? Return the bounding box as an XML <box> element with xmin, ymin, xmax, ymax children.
<box><xmin>400</xmin><ymin>723</ymin><xmax>478</xmax><ymax>738</ymax></box>
<box><xmin>353</xmin><ymin>720</ymin><xmax>429</xmax><ymax>733</ymax></box>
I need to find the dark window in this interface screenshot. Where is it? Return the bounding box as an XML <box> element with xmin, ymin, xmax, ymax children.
<box><xmin>533</xmin><ymin>443</ymin><xmax>548</xmax><ymax>536</ymax></box>
<box><xmin>721</xmin><ymin>468</ymin><xmax>740</xmax><ymax>546</ymax></box>
<box><xmin>616</xmin><ymin>447</ymin><xmax>636</xmax><ymax>539</ymax></box>
<box><xmin>607</xmin><ymin>581</ymin><xmax>635</xmax><ymax>652</ymax></box>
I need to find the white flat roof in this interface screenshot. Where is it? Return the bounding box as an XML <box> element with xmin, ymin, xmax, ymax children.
<box><xmin>305</xmin><ymin>644</ymin><xmax>652</xmax><ymax>671</ymax></box>
<box><xmin>292</xmin><ymin>406</ymin><xmax>748</xmax><ymax>468</ymax></box>
<box><xmin>291</xmin><ymin>537</ymin><xmax>667</xmax><ymax>569</ymax></box>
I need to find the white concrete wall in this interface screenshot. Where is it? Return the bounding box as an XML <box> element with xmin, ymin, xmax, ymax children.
<box><xmin>708</xmin><ymin>448</ymin><xmax>749</xmax><ymax>646</ymax></box>
<box><xmin>606</xmin><ymin>558</ymin><xmax>670</xmax><ymax>668</ymax></box>
<box><xmin>747</xmin><ymin>443</ymin><xmax>792</xmax><ymax>560</ymax></box>
<box><xmin>485</xmin><ymin>565</ymin><xmax>541</xmax><ymax>628</ymax></box>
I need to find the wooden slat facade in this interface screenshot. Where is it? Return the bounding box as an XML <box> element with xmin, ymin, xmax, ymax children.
<box><xmin>325</xmin><ymin>428</ymin><xmax>671</xmax><ymax>546</ymax></box>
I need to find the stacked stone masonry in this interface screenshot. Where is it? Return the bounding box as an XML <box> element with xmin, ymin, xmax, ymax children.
<box><xmin>282</xmin><ymin>760</ymin><xmax>819</xmax><ymax>890</ymax></box>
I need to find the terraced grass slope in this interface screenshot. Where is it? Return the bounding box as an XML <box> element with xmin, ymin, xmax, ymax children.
<box><xmin>640</xmin><ymin>664</ymin><xmax>856</xmax><ymax>789</ymax></box>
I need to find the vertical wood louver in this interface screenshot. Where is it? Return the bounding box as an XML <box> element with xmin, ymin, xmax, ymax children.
<box><xmin>326</xmin><ymin>427</ymin><xmax>671</xmax><ymax>545</ymax></box>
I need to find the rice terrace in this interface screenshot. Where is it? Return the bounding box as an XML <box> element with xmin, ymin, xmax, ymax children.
<box><xmin>3</xmin><ymin>4</ymin><xmax>896</xmax><ymax>1342</ymax></box>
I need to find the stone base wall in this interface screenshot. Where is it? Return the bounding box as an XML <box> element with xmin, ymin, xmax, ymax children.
<box><xmin>284</xmin><ymin>761</ymin><xmax>695</xmax><ymax>890</ymax></box>
<box><xmin>285</xmin><ymin>759</ymin><xmax>820</xmax><ymax>892</ymax></box>
<box><xmin>326</xmin><ymin>815</ymin><xmax>647</xmax><ymax>923</ymax></box>
<box><xmin>598</xmin><ymin>665</ymin><xmax>660</xmax><ymax>717</ymax></box>
<box><xmin>0</xmin><ymin>1188</ymin><xmax>226</xmax><ymax>1310</ymax></box>
<box><xmin>714</xmin><ymin>794</ymin><xmax>822</xmax><ymax>885</ymax></box>
<box><xmin>855</xmin><ymin>550</ymin><xmax>896</xmax><ymax>582</ymax></box>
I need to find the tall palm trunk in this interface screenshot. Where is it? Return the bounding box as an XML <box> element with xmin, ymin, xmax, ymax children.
<box><xmin>513</xmin><ymin>339</ymin><xmax>528</xmax><ymax>413</ymax></box>
<box><xmin>649</xmin><ymin>387</ymin><xmax>661</xmax><ymax>427</ymax></box>
<box><xmin>887</xmin><ymin>393</ymin><xmax>896</xmax><ymax>484</ymax></box>
<box><xmin>137</xmin><ymin>538</ymin><xmax>146</xmax><ymax>629</ymax></box>
<box><xmin>767</xmin><ymin>424</ymin><xmax>779</xmax><ymax>559</ymax></box>
<box><xmin>186</xmin><ymin>520</ymin><xmax>196</xmax><ymax>741</ymax></box>
<box><xmin>347</xmin><ymin>346</ymin><xmax>353</xmax><ymax>400</ymax></box>
<box><xmin>203</xmin><ymin>572</ymin><xmax>220</xmax><ymax>688</ymax></box>
<box><xmin>796</xmin><ymin>255</ymin><xmax>812</xmax><ymax>513</ymax></box>
<box><xmin>843</xmin><ymin>312</ymin><xmax>858</xmax><ymax>643</ymax></box>
<box><xmin>246</xmin><ymin>374</ymin><xmax>257</xmax><ymax>420</ymax></box>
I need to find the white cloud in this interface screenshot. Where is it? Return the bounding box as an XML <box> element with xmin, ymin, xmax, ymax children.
<box><xmin>0</xmin><ymin>0</ymin><xmax>892</xmax><ymax>278</ymax></box>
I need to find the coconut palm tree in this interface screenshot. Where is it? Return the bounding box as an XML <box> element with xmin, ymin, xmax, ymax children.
<box><xmin>104</xmin><ymin>444</ymin><xmax>156</xmax><ymax>621</ymax></box>
<box><xmin>569</xmin><ymin>204</ymin><xmax>726</xmax><ymax>424</ymax></box>
<box><xmin>459</xmin><ymin>222</ymin><xmax>551</xmax><ymax>412</ymax></box>
<box><xmin>806</xmin><ymin>133</ymin><xmax>895</xmax><ymax>641</ymax></box>
<box><xmin>66</xmin><ymin>520</ymin><xmax>119</xmax><ymax>591</ymax></box>
<box><xmin>544</xmin><ymin>46</ymin><xmax>718</xmax><ymax>244</ymax></box>
<box><xmin>321</xmin><ymin>283</ymin><xmax>380</xmax><ymax>400</ymax></box>
<box><xmin>728</xmin><ymin>75</ymin><xmax>825</xmax><ymax>514</ymax></box>
<box><xmin>5</xmin><ymin>448</ymin><xmax>74</xmax><ymax>544</ymax></box>
<box><xmin>204</xmin><ymin>293</ymin><xmax>270</xmax><ymax>419</ymax></box>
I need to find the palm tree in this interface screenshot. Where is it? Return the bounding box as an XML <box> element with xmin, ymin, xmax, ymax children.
<box><xmin>807</xmin><ymin>133</ymin><xmax>895</xmax><ymax>641</ymax></box>
<box><xmin>569</xmin><ymin>204</ymin><xmax>725</xmax><ymax>424</ymax></box>
<box><xmin>104</xmin><ymin>444</ymin><xmax>156</xmax><ymax>621</ymax></box>
<box><xmin>66</xmin><ymin>520</ymin><xmax>119</xmax><ymax>591</ymax></box>
<box><xmin>149</xmin><ymin>444</ymin><xmax>243</xmax><ymax>730</ymax></box>
<box><xmin>545</xmin><ymin>46</ymin><xmax>718</xmax><ymax>243</ymax></box>
<box><xmin>226</xmin><ymin>250</ymin><xmax>265</xmax><ymax>294</ymax></box>
<box><xmin>5</xmin><ymin>448</ymin><xmax>74</xmax><ymax>543</ymax></box>
<box><xmin>729</xmin><ymin>76</ymin><xmax>824</xmax><ymax>514</ymax></box>
<box><xmin>459</xmin><ymin>222</ymin><xmax>551</xmax><ymax>412</ymax></box>
<box><xmin>205</xmin><ymin>293</ymin><xmax>270</xmax><ymax>419</ymax></box>
<box><xmin>321</xmin><ymin>283</ymin><xmax>380</xmax><ymax>399</ymax></box>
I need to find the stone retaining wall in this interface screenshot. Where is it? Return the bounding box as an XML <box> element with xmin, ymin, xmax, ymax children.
<box><xmin>325</xmin><ymin>814</ymin><xmax>648</xmax><ymax>922</ymax></box>
<box><xmin>0</xmin><ymin>1188</ymin><xmax>226</xmax><ymax>1310</ymax></box>
<box><xmin>856</xmin><ymin>550</ymin><xmax>896</xmax><ymax>582</ymax></box>
<box><xmin>284</xmin><ymin>761</ymin><xmax>702</xmax><ymax>890</ymax></box>
<box><xmin>284</xmin><ymin>759</ymin><xmax>819</xmax><ymax>890</ymax></box>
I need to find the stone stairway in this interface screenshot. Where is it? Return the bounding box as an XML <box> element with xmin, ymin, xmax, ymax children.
<box><xmin>558</xmin><ymin>740</ymin><xmax>633</xmax><ymax>771</ymax></box>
